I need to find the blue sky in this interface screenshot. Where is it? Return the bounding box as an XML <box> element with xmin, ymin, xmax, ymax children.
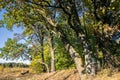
<box><xmin>0</xmin><ymin>9</ymin><xmax>24</xmax><ymax>48</ymax></box>
<box><xmin>0</xmin><ymin>27</ymin><xmax>24</xmax><ymax>48</ymax></box>
<box><xmin>0</xmin><ymin>9</ymin><xmax>30</xmax><ymax>64</ymax></box>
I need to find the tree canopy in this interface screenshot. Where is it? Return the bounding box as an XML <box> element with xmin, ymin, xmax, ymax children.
<box><xmin>0</xmin><ymin>0</ymin><xmax>120</xmax><ymax>80</ymax></box>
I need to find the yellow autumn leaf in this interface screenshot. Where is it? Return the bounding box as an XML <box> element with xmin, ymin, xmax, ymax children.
<box><xmin>98</xmin><ymin>51</ymin><xmax>103</xmax><ymax>58</ymax></box>
<box><xmin>102</xmin><ymin>8</ymin><xmax>106</xmax><ymax>14</ymax></box>
<box><xmin>112</xmin><ymin>7</ymin><xmax>115</xmax><ymax>10</ymax></box>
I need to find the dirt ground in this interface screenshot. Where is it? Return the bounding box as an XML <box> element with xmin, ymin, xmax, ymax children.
<box><xmin>0</xmin><ymin>68</ymin><xmax>120</xmax><ymax>80</ymax></box>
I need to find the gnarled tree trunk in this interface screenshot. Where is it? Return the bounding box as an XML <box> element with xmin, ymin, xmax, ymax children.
<box><xmin>56</xmin><ymin>27</ymin><xmax>84</xmax><ymax>80</ymax></box>
<box><xmin>65</xmin><ymin>44</ymin><xmax>84</xmax><ymax>80</ymax></box>
<box><xmin>59</xmin><ymin>1</ymin><xmax>96</xmax><ymax>79</ymax></box>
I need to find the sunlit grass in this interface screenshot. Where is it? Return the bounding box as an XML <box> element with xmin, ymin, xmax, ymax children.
<box><xmin>0</xmin><ymin>68</ymin><xmax>119</xmax><ymax>80</ymax></box>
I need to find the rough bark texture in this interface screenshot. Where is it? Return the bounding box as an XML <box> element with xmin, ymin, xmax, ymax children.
<box><xmin>59</xmin><ymin>1</ymin><xmax>96</xmax><ymax>78</ymax></box>
<box><xmin>65</xmin><ymin>44</ymin><xmax>84</xmax><ymax>80</ymax></box>
<box><xmin>78</xmin><ymin>33</ymin><xmax>96</xmax><ymax>77</ymax></box>
<box><xmin>36</xmin><ymin>2</ymin><xmax>96</xmax><ymax>79</ymax></box>
<box><xmin>48</xmin><ymin>33</ymin><xmax>56</xmax><ymax>72</ymax></box>
<box><xmin>56</xmin><ymin>27</ymin><xmax>84</xmax><ymax>80</ymax></box>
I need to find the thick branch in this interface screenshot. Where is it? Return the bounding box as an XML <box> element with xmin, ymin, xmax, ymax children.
<box><xmin>26</xmin><ymin>0</ymin><xmax>60</xmax><ymax>8</ymax></box>
<box><xmin>35</xmin><ymin>9</ymin><xmax>57</xmax><ymax>27</ymax></box>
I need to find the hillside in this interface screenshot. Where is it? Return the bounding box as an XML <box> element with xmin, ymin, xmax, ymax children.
<box><xmin>0</xmin><ymin>68</ymin><xmax>120</xmax><ymax>80</ymax></box>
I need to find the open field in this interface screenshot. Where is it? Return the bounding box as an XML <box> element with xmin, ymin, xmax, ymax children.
<box><xmin>0</xmin><ymin>68</ymin><xmax>120</xmax><ymax>80</ymax></box>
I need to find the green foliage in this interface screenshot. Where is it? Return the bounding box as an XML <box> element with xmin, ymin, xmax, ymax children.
<box><xmin>29</xmin><ymin>44</ymin><xmax>50</xmax><ymax>73</ymax></box>
<box><xmin>56</xmin><ymin>53</ymin><xmax>75</xmax><ymax>70</ymax></box>
<box><xmin>0</xmin><ymin>38</ymin><xmax>28</xmax><ymax>60</ymax></box>
<box><xmin>43</xmin><ymin>44</ymin><xmax>51</xmax><ymax>67</ymax></box>
<box><xmin>0</xmin><ymin>0</ymin><xmax>120</xmax><ymax>74</ymax></box>
<box><xmin>30</xmin><ymin>60</ymin><xmax>43</xmax><ymax>73</ymax></box>
<box><xmin>55</xmin><ymin>41</ymin><xmax>75</xmax><ymax>70</ymax></box>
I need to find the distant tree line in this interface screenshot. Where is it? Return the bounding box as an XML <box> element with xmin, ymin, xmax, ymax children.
<box><xmin>0</xmin><ymin>62</ymin><xmax>29</xmax><ymax>68</ymax></box>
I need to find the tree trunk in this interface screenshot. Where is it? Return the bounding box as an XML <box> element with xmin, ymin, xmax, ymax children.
<box><xmin>78</xmin><ymin>33</ymin><xmax>96</xmax><ymax>77</ymax></box>
<box><xmin>68</xmin><ymin>1</ymin><xmax>96</xmax><ymax>78</ymax></box>
<box><xmin>56</xmin><ymin>27</ymin><xmax>84</xmax><ymax>80</ymax></box>
<box><xmin>48</xmin><ymin>32</ymin><xmax>56</xmax><ymax>72</ymax></box>
<box><xmin>65</xmin><ymin>44</ymin><xmax>84</xmax><ymax>80</ymax></box>
<box><xmin>40</xmin><ymin>31</ymin><xmax>46</xmax><ymax>72</ymax></box>
<box><xmin>37</xmin><ymin>3</ymin><xmax>95</xmax><ymax>78</ymax></box>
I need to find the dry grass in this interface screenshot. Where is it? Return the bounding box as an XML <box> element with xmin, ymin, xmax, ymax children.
<box><xmin>0</xmin><ymin>66</ymin><xmax>4</xmax><ymax>72</ymax></box>
<box><xmin>0</xmin><ymin>67</ymin><xmax>30</xmax><ymax>80</ymax></box>
<box><xmin>0</xmin><ymin>68</ymin><xmax>120</xmax><ymax>80</ymax></box>
<box><xmin>95</xmin><ymin>69</ymin><xmax>120</xmax><ymax>80</ymax></box>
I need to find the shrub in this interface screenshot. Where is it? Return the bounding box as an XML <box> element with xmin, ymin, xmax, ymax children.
<box><xmin>30</xmin><ymin>61</ymin><xmax>43</xmax><ymax>74</ymax></box>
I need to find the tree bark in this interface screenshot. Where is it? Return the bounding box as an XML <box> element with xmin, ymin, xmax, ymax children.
<box><xmin>65</xmin><ymin>44</ymin><xmax>84</xmax><ymax>80</ymax></box>
<box><xmin>56</xmin><ymin>27</ymin><xmax>84</xmax><ymax>80</ymax></box>
<box><xmin>36</xmin><ymin>4</ymin><xmax>95</xmax><ymax>79</ymax></box>
<box><xmin>78</xmin><ymin>33</ymin><xmax>96</xmax><ymax>77</ymax></box>
<box><xmin>48</xmin><ymin>32</ymin><xmax>56</xmax><ymax>72</ymax></box>
<box><xmin>47</xmin><ymin>2</ymin><xmax>96</xmax><ymax>78</ymax></box>
<box><xmin>40</xmin><ymin>30</ymin><xmax>46</xmax><ymax>72</ymax></box>
<box><xmin>59</xmin><ymin>1</ymin><xmax>96</xmax><ymax>78</ymax></box>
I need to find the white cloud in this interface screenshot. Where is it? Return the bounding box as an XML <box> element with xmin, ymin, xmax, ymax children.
<box><xmin>0</xmin><ymin>58</ymin><xmax>30</xmax><ymax>65</ymax></box>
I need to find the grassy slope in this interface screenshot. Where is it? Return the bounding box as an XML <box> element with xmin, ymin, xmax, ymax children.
<box><xmin>0</xmin><ymin>68</ymin><xmax>120</xmax><ymax>80</ymax></box>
